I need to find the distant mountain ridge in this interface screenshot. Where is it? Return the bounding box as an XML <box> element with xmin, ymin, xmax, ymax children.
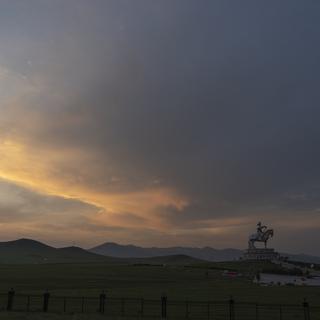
<box><xmin>286</xmin><ymin>253</ymin><xmax>320</xmax><ymax>264</ymax></box>
<box><xmin>89</xmin><ymin>242</ymin><xmax>243</xmax><ymax>261</ymax></box>
<box><xmin>0</xmin><ymin>239</ymin><xmax>319</xmax><ymax>265</ymax></box>
<box><xmin>0</xmin><ymin>238</ymin><xmax>107</xmax><ymax>264</ymax></box>
<box><xmin>0</xmin><ymin>239</ymin><xmax>203</xmax><ymax>265</ymax></box>
<box><xmin>90</xmin><ymin>242</ymin><xmax>320</xmax><ymax>264</ymax></box>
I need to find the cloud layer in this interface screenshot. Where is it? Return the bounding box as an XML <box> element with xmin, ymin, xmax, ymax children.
<box><xmin>0</xmin><ymin>0</ymin><xmax>320</xmax><ymax>253</ymax></box>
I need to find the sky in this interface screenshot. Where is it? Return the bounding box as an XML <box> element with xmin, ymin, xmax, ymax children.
<box><xmin>0</xmin><ymin>0</ymin><xmax>320</xmax><ymax>255</ymax></box>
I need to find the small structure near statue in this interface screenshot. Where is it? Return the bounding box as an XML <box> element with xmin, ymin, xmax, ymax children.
<box><xmin>243</xmin><ymin>222</ymin><xmax>279</xmax><ymax>261</ymax></box>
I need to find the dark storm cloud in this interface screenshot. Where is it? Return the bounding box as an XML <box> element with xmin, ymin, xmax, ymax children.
<box><xmin>1</xmin><ymin>0</ymin><xmax>320</xmax><ymax>252</ymax></box>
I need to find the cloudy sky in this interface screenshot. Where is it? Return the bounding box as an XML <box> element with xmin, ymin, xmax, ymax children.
<box><xmin>0</xmin><ymin>0</ymin><xmax>319</xmax><ymax>254</ymax></box>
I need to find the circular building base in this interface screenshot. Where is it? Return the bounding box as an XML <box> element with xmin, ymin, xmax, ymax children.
<box><xmin>243</xmin><ymin>248</ymin><xmax>280</xmax><ymax>261</ymax></box>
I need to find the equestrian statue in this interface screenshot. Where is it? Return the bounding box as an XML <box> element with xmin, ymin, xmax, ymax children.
<box><xmin>248</xmin><ymin>222</ymin><xmax>274</xmax><ymax>249</ymax></box>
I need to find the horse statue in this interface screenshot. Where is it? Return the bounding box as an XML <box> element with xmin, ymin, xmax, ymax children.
<box><xmin>248</xmin><ymin>222</ymin><xmax>274</xmax><ymax>249</ymax></box>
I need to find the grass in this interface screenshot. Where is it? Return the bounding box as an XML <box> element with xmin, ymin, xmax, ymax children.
<box><xmin>0</xmin><ymin>313</ymin><xmax>109</xmax><ymax>320</ymax></box>
<box><xmin>0</xmin><ymin>261</ymin><xmax>318</xmax><ymax>304</ymax></box>
<box><xmin>0</xmin><ymin>261</ymin><xmax>319</xmax><ymax>319</ymax></box>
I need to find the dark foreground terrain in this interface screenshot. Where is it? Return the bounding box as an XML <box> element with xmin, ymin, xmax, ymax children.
<box><xmin>0</xmin><ymin>261</ymin><xmax>317</xmax><ymax>302</ymax></box>
<box><xmin>0</xmin><ymin>261</ymin><xmax>318</xmax><ymax>319</ymax></box>
<box><xmin>0</xmin><ymin>240</ymin><xmax>318</xmax><ymax>319</ymax></box>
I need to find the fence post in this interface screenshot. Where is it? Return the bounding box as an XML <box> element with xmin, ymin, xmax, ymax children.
<box><xmin>161</xmin><ymin>294</ymin><xmax>167</xmax><ymax>319</ymax></box>
<box><xmin>229</xmin><ymin>296</ymin><xmax>235</xmax><ymax>320</ymax></box>
<box><xmin>99</xmin><ymin>291</ymin><xmax>106</xmax><ymax>314</ymax></box>
<box><xmin>7</xmin><ymin>288</ymin><xmax>15</xmax><ymax>311</ymax></box>
<box><xmin>141</xmin><ymin>298</ymin><xmax>144</xmax><ymax>317</ymax></box>
<box><xmin>63</xmin><ymin>297</ymin><xmax>67</xmax><ymax>313</ymax></box>
<box><xmin>255</xmin><ymin>303</ymin><xmax>259</xmax><ymax>320</ymax></box>
<box><xmin>121</xmin><ymin>298</ymin><xmax>125</xmax><ymax>316</ymax></box>
<box><xmin>43</xmin><ymin>290</ymin><xmax>50</xmax><ymax>312</ymax></box>
<box><xmin>303</xmin><ymin>299</ymin><xmax>310</xmax><ymax>320</ymax></box>
<box><xmin>185</xmin><ymin>300</ymin><xmax>189</xmax><ymax>319</ymax></box>
<box><xmin>207</xmin><ymin>301</ymin><xmax>210</xmax><ymax>320</ymax></box>
<box><xmin>26</xmin><ymin>295</ymin><xmax>30</xmax><ymax>312</ymax></box>
<box><xmin>81</xmin><ymin>297</ymin><xmax>85</xmax><ymax>313</ymax></box>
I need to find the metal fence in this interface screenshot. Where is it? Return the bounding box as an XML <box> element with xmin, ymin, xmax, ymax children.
<box><xmin>1</xmin><ymin>290</ymin><xmax>319</xmax><ymax>319</ymax></box>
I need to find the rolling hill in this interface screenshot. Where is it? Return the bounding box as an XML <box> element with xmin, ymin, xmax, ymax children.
<box><xmin>89</xmin><ymin>242</ymin><xmax>243</xmax><ymax>261</ymax></box>
<box><xmin>1</xmin><ymin>239</ymin><xmax>319</xmax><ymax>265</ymax></box>
<box><xmin>0</xmin><ymin>239</ymin><xmax>204</xmax><ymax>265</ymax></box>
<box><xmin>0</xmin><ymin>239</ymin><xmax>108</xmax><ymax>264</ymax></box>
<box><xmin>90</xmin><ymin>242</ymin><xmax>320</xmax><ymax>264</ymax></box>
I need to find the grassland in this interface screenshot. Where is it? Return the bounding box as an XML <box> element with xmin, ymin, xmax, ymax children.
<box><xmin>0</xmin><ymin>261</ymin><xmax>319</xmax><ymax>319</ymax></box>
<box><xmin>0</xmin><ymin>261</ymin><xmax>318</xmax><ymax>305</ymax></box>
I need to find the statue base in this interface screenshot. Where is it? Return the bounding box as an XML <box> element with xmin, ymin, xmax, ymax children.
<box><xmin>243</xmin><ymin>248</ymin><xmax>279</xmax><ymax>261</ymax></box>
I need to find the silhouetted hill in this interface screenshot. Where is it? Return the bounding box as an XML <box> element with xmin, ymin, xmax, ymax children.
<box><xmin>0</xmin><ymin>238</ymin><xmax>53</xmax><ymax>251</ymax></box>
<box><xmin>0</xmin><ymin>239</ymin><xmax>204</xmax><ymax>265</ymax></box>
<box><xmin>284</xmin><ymin>253</ymin><xmax>320</xmax><ymax>264</ymax></box>
<box><xmin>0</xmin><ymin>239</ymin><xmax>107</xmax><ymax>264</ymax></box>
<box><xmin>90</xmin><ymin>242</ymin><xmax>320</xmax><ymax>264</ymax></box>
<box><xmin>90</xmin><ymin>242</ymin><xmax>243</xmax><ymax>261</ymax></box>
<box><xmin>127</xmin><ymin>254</ymin><xmax>204</xmax><ymax>265</ymax></box>
<box><xmin>2</xmin><ymin>239</ymin><xmax>318</xmax><ymax>265</ymax></box>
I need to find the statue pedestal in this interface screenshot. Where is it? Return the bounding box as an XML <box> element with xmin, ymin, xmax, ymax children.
<box><xmin>243</xmin><ymin>248</ymin><xmax>279</xmax><ymax>261</ymax></box>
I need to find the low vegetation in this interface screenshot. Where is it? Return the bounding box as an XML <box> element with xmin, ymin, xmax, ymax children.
<box><xmin>0</xmin><ymin>261</ymin><xmax>318</xmax><ymax>304</ymax></box>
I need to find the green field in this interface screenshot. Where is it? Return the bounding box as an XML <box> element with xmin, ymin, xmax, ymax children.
<box><xmin>0</xmin><ymin>261</ymin><xmax>319</xmax><ymax>319</ymax></box>
<box><xmin>0</xmin><ymin>261</ymin><xmax>317</xmax><ymax>303</ymax></box>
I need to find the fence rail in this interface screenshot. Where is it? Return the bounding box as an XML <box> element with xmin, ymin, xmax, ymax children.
<box><xmin>1</xmin><ymin>290</ymin><xmax>320</xmax><ymax>319</ymax></box>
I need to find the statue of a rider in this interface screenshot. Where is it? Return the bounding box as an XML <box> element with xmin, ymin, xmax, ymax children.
<box><xmin>249</xmin><ymin>222</ymin><xmax>273</xmax><ymax>249</ymax></box>
<box><xmin>256</xmin><ymin>222</ymin><xmax>267</xmax><ymax>240</ymax></box>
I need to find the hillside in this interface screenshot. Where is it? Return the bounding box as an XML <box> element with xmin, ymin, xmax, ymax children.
<box><xmin>126</xmin><ymin>254</ymin><xmax>205</xmax><ymax>266</ymax></box>
<box><xmin>90</xmin><ymin>242</ymin><xmax>243</xmax><ymax>261</ymax></box>
<box><xmin>0</xmin><ymin>239</ymin><xmax>204</xmax><ymax>265</ymax></box>
<box><xmin>0</xmin><ymin>239</ymin><xmax>108</xmax><ymax>264</ymax></box>
<box><xmin>90</xmin><ymin>242</ymin><xmax>320</xmax><ymax>264</ymax></box>
<box><xmin>1</xmin><ymin>239</ymin><xmax>319</xmax><ymax>265</ymax></box>
<box><xmin>285</xmin><ymin>253</ymin><xmax>320</xmax><ymax>264</ymax></box>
